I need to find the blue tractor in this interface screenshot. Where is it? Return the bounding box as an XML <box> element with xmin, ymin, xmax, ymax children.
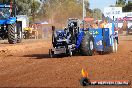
<box><xmin>49</xmin><ymin>18</ymin><xmax>94</xmax><ymax>57</ymax></box>
<box><xmin>49</xmin><ymin>18</ymin><xmax>117</xmax><ymax>57</ymax></box>
<box><xmin>0</xmin><ymin>0</ymin><xmax>22</xmax><ymax>44</ymax></box>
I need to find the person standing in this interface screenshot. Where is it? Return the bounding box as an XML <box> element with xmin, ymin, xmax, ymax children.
<box><xmin>114</xmin><ymin>28</ymin><xmax>119</xmax><ymax>44</ymax></box>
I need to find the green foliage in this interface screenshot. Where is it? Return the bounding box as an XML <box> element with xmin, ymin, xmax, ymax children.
<box><xmin>44</xmin><ymin>1</ymin><xmax>94</xmax><ymax>21</ymax></box>
<box><xmin>43</xmin><ymin>0</ymin><xmax>83</xmax><ymax>25</ymax></box>
<box><xmin>114</xmin><ymin>0</ymin><xmax>132</xmax><ymax>12</ymax></box>
<box><xmin>123</xmin><ymin>1</ymin><xmax>132</xmax><ymax>12</ymax></box>
<box><xmin>16</xmin><ymin>1</ymin><xmax>30</xmax><ymax>15</ymax></box>
<box><xmin>84</xmin><ymin>0</ymin><xmax>90</xmax><ymax>11</ymax></box>
<box><xmin>115</xmin><ymin>0</ymin><xmax>126</xmax><ymax>7</ymax></box>
<box><xmin>16</xmin><ymin>0</ymin><xmax>40</xmax><ymax>16</ymax></box>
<box><xmin>92</xmin><ymin>8</ymin><xmax>102</xmax><ymax>20</ymax></box>
<box><xmin>31</xmin><ymin>1</ymin><xmax>40</xmax><ymax>14</ymax></box>
<box><xmin>14</xmin><ymin>0</ymin><xmax>101</xmax><ymax>26</ymax></box>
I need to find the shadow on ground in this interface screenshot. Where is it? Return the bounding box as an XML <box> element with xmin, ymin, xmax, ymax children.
<box><xmin>23</xmin><ymin>54</ymin><xmax>69</xmax><ymax>59</ymax></box>
<box><xmin>0</xmin><ymin>42</ymin><xmax>10</xmax><ymax>44</ymax></box>
<box><xmin>23</xmin><ymin>52</ymin><xmax>111</xmax><ymax>59</ymax></box>
<box><xmin>23</xmin><ymin>54</ymin><xmax>51</xmax><ymax>59</ymax></box>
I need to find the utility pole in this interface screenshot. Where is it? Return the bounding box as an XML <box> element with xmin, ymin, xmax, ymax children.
<box><xmin>83</xmin><ymin>0</ymin><xmax>85</xmax><ymax>21</ymax></box>
<box><xmin>83</xmin><ymin>0</ymin><xmax>86</xmax><ymax>28</ymax></box>
<box><xmin>14</xmin><ymin>0</ymin><xmax>16</xmax><ymax>17</ymax></box>
<box><xmin>60</xmin><ymin>1</ymin><xmax>63</xmax><ymax>28</ymax></box>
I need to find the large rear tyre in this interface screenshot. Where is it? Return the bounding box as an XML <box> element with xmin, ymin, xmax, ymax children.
<box><xmin>8</xmin><ymin>24</ymin><xmax>17</xmax><ymax>44</ymax></box>
<box><xmin>17</xmin><ymin>25</ymin><xmax>22</xmax><ymax>43</ymax></box>
<box><xmin>81</xmin><ymin>32</ymin><xmax>94</xmax><ymax>56</ymax></box>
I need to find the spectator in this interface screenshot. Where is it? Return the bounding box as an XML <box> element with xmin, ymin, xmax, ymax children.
<box><xmin>114</xmin><ymin>28</ymin><xmax>119</xmax><ymax>44</ymax></box>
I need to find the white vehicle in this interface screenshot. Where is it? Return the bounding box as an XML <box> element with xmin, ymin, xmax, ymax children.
<box><xmin>16</xmin><ymin>15</ymin><xmax>29</xmax><ymax>38</ymax></box>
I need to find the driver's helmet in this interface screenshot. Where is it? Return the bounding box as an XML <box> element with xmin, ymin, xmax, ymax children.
<box><xmin>56</xmin><ymin>30</ymin><xmax>66</xmax><ymax>39</ymax></box>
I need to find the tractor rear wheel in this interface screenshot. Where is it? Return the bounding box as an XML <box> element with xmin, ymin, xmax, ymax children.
<box><xmin>81</xmin><ymin>32</ymin><xmax>94</xmax><ymax>56</ymax></box>
<box><xmin>8</xmin><ymin>23</ymin><xmax>17</xmax><ymax>44</ymax></box>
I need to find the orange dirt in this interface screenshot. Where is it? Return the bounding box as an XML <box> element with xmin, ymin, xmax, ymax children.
<box><xmin>0</xmin><ymin>35</ymin><xmax>132</xmax><ymax>88</ymax></box>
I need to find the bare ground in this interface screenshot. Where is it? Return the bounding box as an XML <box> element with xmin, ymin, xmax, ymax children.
<box><xmin>0</xmin><ymin>35</ymin><xmax>132</xmax><ymax>88</ymax></box>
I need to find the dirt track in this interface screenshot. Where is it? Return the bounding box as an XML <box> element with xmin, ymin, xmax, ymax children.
<box><xmin>0</xmin><ymin>35</ymin><xmax>132</xmax><ymax>88</ymax></box>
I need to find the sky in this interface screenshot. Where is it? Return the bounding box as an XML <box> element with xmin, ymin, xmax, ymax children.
<box><xmin>89</xmin><ymin>0</ymin><xmax>117</xmax><ymax>12</ymax></box>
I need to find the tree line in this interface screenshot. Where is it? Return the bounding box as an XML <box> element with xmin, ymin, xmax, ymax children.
<box><xmin>15</xmin><ymin>0</ymin><xmax>103</xmax><ymax>26</ymax></box>
<box><xmin>112</xmin><ymin>0</ymin><xmax>132</xmax><ymax>12</ymax></box>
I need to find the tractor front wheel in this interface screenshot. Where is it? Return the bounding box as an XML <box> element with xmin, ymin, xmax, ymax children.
<box><xmin>49</xmin><ymin>49</ymin><xmax>54</xmax><ymax>58</ymax></box>
<box><xmin>8</xmin><ymin>24</ymin><xmax>17</xmax><ymax>44</ymax></box>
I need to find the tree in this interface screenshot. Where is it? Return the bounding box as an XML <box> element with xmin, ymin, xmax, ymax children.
<box><xmin>76</xmin><ymin>0</ymin><xmax>90</xmax><ymax>11</ymax></box>
<box><xmin>35</xmin><ymin>0</ymin><xmax>94</xmax><ymax>27</ymax></box>
<box><xmin>16</xmin><ymin>1</ymin><xmax>30</xmax><ymax>15</ymax></box>
<box><xmin>84</xmin><ymin>0</ymin><xmax>90</xmax><ymax>11</ymax></box>
<box><xmin>16</xmin><ymin>0</ymin><xmax>40</xmax><ymax>16</ymax></box>
<box><xmin>92</xmin><ymin>8</ymin><xmax>102</xmax><ymax>20</ymax></box>
<box><xmin>123</xmin><ymin>1</ymin><xmax>132</xmax><ymax>12</ymax></box>
<box><xmin>113</xmin><ymin>0</ymin><xmax>132</xmax><ymax>12</ymax></box>
<box><xmin>115</xmin><ymin>0</ymin><xmax>126</xmax><ymax>7</ymax></box>
<box><xmin>31</xmin><ymin>1</ymin><xmax>40</xmax><ymax>15</ymax></box>
<box><xmin>42</xmin><ymin>0</ymin><xmax>84</xmax><ymax>27</ymax></box>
